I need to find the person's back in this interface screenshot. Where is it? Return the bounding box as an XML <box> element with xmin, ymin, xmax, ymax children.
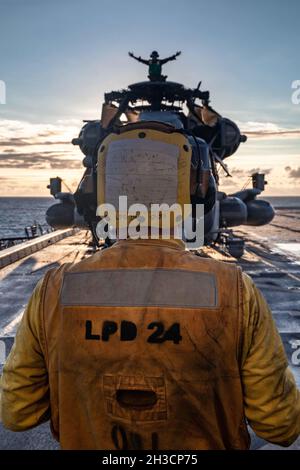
<box><xmin>42</xmin><ymin>238</ymin><xmax>247</xmax><ymax>449</ymax></box>
<box><xmin>2</xmin><ymin>238</ymin><xmax>300</xmax><ymax>449</ymax></box>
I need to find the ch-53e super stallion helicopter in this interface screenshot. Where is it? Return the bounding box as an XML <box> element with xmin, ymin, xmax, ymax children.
<box><xmin>46</xmin><ymin>51</ymin><xmax>274</xmax><ymax>258</ymax></box>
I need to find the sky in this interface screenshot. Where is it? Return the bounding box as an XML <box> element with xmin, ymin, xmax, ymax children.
<box><xmin>0</xmin><ymin>0</ymin><xmax>299</xmax><ymax>196</ymax></box>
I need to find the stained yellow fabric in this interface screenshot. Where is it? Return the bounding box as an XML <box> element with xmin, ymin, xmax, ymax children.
<box><xmin>240</xmin><ymin>272</ymin><xmax>300</xmax><ymax>446</ymax></box>
<box><xmin>0</xmin><ymin>239</ymin><xmax>299</xmax><ymax>447</ymax></box>
<box><xmin>97</xmin><ymin>128</ymin><xmax>192</xmax><ymax>212</ymax></box>
<box><xmin>0</xmin><ymin>277</ymin><xmax>50</xmax><ymax>430</ymax></box>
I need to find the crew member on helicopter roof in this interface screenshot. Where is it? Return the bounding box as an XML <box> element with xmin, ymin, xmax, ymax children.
<box><xmin>128</xmin><ymin>50</ymin><xmax>181</xmax><ymax>81</ymax></box>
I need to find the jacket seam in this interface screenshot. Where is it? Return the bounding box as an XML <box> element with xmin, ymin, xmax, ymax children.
<box><xmin>40</xmin><ymin>270</ymin><xmax>52</xmax><ymax>370</ymax></box>
<box><xmin>112</xmin><ymin>241</ymin><xmax>186</xmax><ymax>251</ymax></box>
<box><xmin>236</xmin><ymin>266</ymin><xmax>244</xmax><ymax>370</ymax></box>
<box><xmin>235</xmin><ymin>266</ymin><xmax>250</xmax><ymax>448</ymax></box>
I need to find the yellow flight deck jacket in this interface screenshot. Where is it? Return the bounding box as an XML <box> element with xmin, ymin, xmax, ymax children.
<box><xmin>0</xmin><ymin>239</ymin><xmax>300</xmax><ymax>449</ymax></box>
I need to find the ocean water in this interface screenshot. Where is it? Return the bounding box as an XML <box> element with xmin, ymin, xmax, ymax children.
<box><xmin>263</xmin><ymin>196</ymin><xmax>300</xmax><ymax>209</ymax></box>
<box><xmin>0</xmin><ymin>197</ymin><xmax>54</xmax><ymax>238</ymax></box>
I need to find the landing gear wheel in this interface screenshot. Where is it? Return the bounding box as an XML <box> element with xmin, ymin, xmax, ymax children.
<box><xmin>220</xmin><ymin>231</ymin><xmax>245</xmax><ymax>258</ymax></box>
<box><xmin>227</xmin><ymin>238</ymin><xmax>245</xmax><ymax>258</ymax></box>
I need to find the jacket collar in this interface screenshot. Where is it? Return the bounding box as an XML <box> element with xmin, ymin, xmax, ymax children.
<box><xmin>112</xmin><ymin>238</ymin><xmax>186</xmax><ymax>251</ymax></box>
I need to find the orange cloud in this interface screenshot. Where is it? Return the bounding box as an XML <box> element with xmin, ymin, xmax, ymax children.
<box><xmin>238</xmin><ymin>121</ymin><xmax>300</xmax><ymax>139</ymax></box>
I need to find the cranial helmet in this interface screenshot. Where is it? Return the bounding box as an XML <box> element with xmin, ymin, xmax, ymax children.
<box><xmin>150</xmin><ymin>51</ymin><xmax>159</xmax><ymax>58</ymax></box>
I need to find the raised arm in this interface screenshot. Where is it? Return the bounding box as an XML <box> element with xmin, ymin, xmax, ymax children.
<box><xmin>160</xmin><ymin>51</ymin><xmax>181</xmax><ymax>65</ymax></box>
<box><xmin>128</xmin><ymin>51</ymin><xmax>149</xmax><ymax>65</ymax></box>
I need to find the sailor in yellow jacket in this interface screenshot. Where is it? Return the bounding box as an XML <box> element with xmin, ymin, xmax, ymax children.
<box><xmin>1</xmin><ymin>125</ymin><xmax>300</xmax><ymax>449</ymax></box>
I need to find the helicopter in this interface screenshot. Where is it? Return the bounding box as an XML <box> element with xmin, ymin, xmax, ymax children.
<box><xmin>46</xmin><ymin>51</ymin><xmax>275</xmax><ymax>258</ymax></box>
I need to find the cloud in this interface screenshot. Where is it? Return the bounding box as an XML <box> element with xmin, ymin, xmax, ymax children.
<box><xmin>249</xmin><ymin>167</ymin><xmax>272</xmax><ymax>175</ymax></box>
<box><xmin>0</xmin><ymin>138</ymin><xmax>70</xmax><ymax>146</ymax></box>
<box><xmin>0</xmin><ymin>119</ymin><xmax>83</xmax><ymax>171</ymax></box>
<box><xmin>238</xmin><ymin>121</ymin><xmax>300</xmax><ymax>139</ymax></box>
<box><xmin>230</xmin><ymin>168</ymin><xmax>246</xmax><ymax>177</ymax></box>
<box><xmin>0</xmin><ymin>119</ymin><xmax>81</xmax><ymax>146</ymax></box>
<box><xmin>285</xmin><ymin>166</ymin><xmax>300</xmax><ymax>179</ymax></box>
<box><xmin>228</xmin><ymin>167</ymin><xmax>272</xmax><ymax>177</ymax></box>
<box><xmin>219</xmin><ymin>177</ymin><xmax>238</xmax><ymax>187</ymax></box>
<box><xmin>0</xmin><ymin>152</ymin><xmax>82</xmax><ymax>169</ymax></box>
<box><xmin>219</xmin><ymin>167</ymin><xmax>274</xmax><ymax>193</ymax></box>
